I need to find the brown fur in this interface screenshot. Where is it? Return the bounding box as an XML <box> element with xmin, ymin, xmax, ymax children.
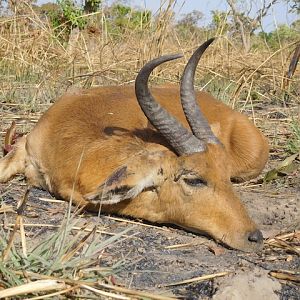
<box><xmin>0</xmin><ymin>86</ymin><xmax>269</xmax><ymax>251</ymax></box>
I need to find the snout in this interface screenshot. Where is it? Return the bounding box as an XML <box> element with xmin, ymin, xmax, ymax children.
<box><xmin>229</xmin><ymin>228</ymin><xmax>264</xmax><ymax>252</ymax></box>
<box><xmin>180</xmin><ymin>223</ymin><xmax>264</xmax><ymax>252</ymax></box>
<box><xmin>243</xmin><ymin>229</ymin><xmax>264</xmax><ymax>251</ymax></box>
<box><xmin>248</xmin><ymin>229</ymin><xmax>263</xmax><ymax>243</ymax></box>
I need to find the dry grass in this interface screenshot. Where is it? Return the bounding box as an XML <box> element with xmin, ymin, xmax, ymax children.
<box><xmin>0</xmin><ymin>2</ymin><xmax>299</xmax><ymax>153</ymax></box>
<box><xmin>0</xmin><ymin>1</ymin><xmax>299</xmax><ymax>298</ymax></box>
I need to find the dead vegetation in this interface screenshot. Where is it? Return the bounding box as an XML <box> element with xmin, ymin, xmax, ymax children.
<box><xmin>0</xmin><ymin>1</ymin><xmax>299</xmax><ymax>299</ymax></box>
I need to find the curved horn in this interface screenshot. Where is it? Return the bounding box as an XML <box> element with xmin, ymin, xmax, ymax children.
<box><xmin>135</xmin><ymin>54</ymin><xmax>205</xmax><ymax>155</ymax></box>
<box><xmin>180</xmin><ymin>38</ymin><xmax>220</xmax><ymax>145</ymax></box>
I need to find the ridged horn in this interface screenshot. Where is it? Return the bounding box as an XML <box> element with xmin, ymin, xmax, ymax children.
<box><xmin>135</xmin><ymin>54</ymin><xmax>205</xmax><ymax>155</ymax></box>
<box><xmin>180</xmin><ymin>38</ymin><xmax>220</xmax><ymax>145</ymax></box>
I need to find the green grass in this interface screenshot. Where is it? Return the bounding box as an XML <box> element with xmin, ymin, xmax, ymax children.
<box><xmin>0</xmin><ymin>213</ymin><xmax>135</xmax><ymax>297</ymax></box>
<box><xmin>287</xmin><ymin>119</ymin><xmax>300</xmax><ymax>154</ymax></box>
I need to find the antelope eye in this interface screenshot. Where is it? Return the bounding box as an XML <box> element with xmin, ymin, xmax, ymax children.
<box><xmin>183</xmin><ymin>177</ymin><xmax>207</xmax><ymax>187</ymax></box>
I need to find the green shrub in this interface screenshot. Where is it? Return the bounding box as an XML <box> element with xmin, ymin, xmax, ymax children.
<box><xmin>287</xmin><ymin>119</ymin><xmax>300</xmax><ymax>154</ymax></box>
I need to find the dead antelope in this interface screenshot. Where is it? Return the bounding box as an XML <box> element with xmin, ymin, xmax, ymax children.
<box><xmin>0</xmin><ymin>39</ymin><xmax>269</xmax><ymax>251</ymax></box>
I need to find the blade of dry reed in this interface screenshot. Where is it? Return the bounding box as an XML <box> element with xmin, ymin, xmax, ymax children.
<box><xmin>12</xmin><ymin>270</ymin><xmax>92</xmax><ymax>285</ymax></box>
<box><xmin>164</xmin><ymin>242</ymin><xmax>203</xmax><ymax>249</ymax></box>
<box><xmin>105</xmin><ymin>216</ymin><xmax>170</xmax><ymax>231</ymax></box>
<box><xmin>19</xmin><ymin>216</ymin><xmax>27</xmax><ymax>258</ymax></box>
<box><xmin>269</xmin><ymin>270</ymin><xmax>300</xmax><ymax>283</ymax></box>
<box><xmin>1</xmin><ymin>215</ymin><xmax>21</xmax><ymax>261</ymax></box>
<box><xmin>266</xmin><ymin>231</ymin><xmax>300</xmax><ymax>244</ymax></box>
<box><xmin>2</xmin><ymin>188</ymin><xmax>30</xmax><ymax>261</ymax></box>
<box><xmin>162</xmin><ymin>271</ymin><xmax>229</xmax><ymax>287</ymax></box>
<box><xmin>60</xmin><ymin>226</ymin><xmax>96</xmax><ymax>263</ymax></box>
<box><xmin>24</xmin><ymin>285</ymin><xmax>78</xmax><ymax>300</ymax></box>
<box><xmin>10</xmin><ymin>270</ymin><xmax>175</xmax><ymax>300</ymax></box>
<box><xmin>98</xmin><ymin>283</ymin><xmax>177</xmax><ymax>300</ymax></box>
<box><xmin>38</xmin><ymin>197</ymin><xmax>65</xmax><ymax>203</ymax></box>
<box><xmin>272</xmin><ymin>238</ymin><xmax>300</xmax><ymax>256</ymax></box>
<box><xmin>0</xmin><ymin>280</ymin><xmax>65</xmax><ymax>298</ymax></box>
<box><xmin>1</xmin><ymin>223</ymin><xmax>131</xmax><ymax>237</ymax></box>
<box><xmin>80</xmin><ymin>284</ymin><xmax>130</xmax><ymax>300</ymax></box>
<box><xmin>245</xmin><ymin>41</ymin><xmax>299</xmax><ymax>84</ymax></box>
<box><xmin>266</xmin><ymin>230</ymin><xmax>300</xmax><ymax>255</ymax></box>
<box><xmin>0</xmin><ymin>205</ymin><xmax>14</xmax><ymax>213</ymax></box>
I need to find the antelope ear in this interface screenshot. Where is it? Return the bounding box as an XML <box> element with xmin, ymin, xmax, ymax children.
<box><xmin>84</xmin><ymin>151</ymin><xmax>166</xmax><ymax>204</ymax></box>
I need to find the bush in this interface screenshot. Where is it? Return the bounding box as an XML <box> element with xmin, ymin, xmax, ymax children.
<box><xmin>258</xmin><ymin>24</ymin><xmax>299</xmax><ymax>49</ymax></box>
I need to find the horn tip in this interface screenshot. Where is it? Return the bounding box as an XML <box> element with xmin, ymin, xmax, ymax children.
<box><xmin>207</xmin><ymin>37</ymin><xmax>216</xmax><ymax>45</ymax></box>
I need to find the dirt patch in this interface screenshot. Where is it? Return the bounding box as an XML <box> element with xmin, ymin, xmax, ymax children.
<box><xmin>213</xmin><ymin>268</ymin><xmax>281</xmax><ymax>300</ymax></box>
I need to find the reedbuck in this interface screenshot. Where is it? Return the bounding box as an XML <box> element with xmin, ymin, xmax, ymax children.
<box><xmin>0</xmin><ymin>39</ymin><xmax>269</xmax><ymax>251</ymax></box>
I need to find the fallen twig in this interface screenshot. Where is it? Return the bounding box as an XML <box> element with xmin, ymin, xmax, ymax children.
<box><xmin>269</xmin><ymin>270</ymin><xmax>300</xmax><ymax>283</ymax></box>
<box><xmin>162</xmin><ymin>271</ymin><xmax>229</xmax><ymax>287</ymax></box>
<box><xmin>98</xmin><ymin>282</ymin><xmax>177</xmax><ymax>300</ymax></box>
<box><xmin>0</xmin><ymin>280</ymin><xmax>65</xmax><ymax>299</ymax></box>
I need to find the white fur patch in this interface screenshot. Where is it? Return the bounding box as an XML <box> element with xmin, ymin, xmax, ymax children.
<box><xmin>86</xmin><ymin>173</ymin><xmax>156</xmax><ymax>205</ymax></box>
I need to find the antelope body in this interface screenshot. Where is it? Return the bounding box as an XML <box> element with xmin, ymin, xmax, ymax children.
<box><xmin>0</xmin><ymin>39</ymin><xmax>269</xmax><ymax>251</ymax></box>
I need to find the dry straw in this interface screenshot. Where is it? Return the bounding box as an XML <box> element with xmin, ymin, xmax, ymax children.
<box><xmin>0</xmin><ymin>1</ymin><xmax>299</xmax><ymax>298</ymax></box>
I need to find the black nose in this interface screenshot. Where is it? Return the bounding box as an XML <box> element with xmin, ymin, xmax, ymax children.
<box><xmin>248</xmin><ymin>229</ymin><xmax>263</xmax><ymax>243</ymax></box>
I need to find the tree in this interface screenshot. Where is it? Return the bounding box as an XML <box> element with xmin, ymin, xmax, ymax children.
<box><xmin>3</xmin><ymin>0</ymin><xmax>37</xmax><ymax>14</ymax></box>
<box><xmin>286</xmin><ymin>0</ymin><xmax>300</xmax><ymax>13</ymax></box>
<box><xmin>84</xmin><ymin>0</ymin><xmax>101</xmax><ymax>14</ymax></box>
<box><xmin>178</xmin><ymin>10</ymin><xmax>203</xmax><ymax>28</ymax></box>
<box><xmin>227</xmin><ymin>0</ymin><xmax>278</xmax><ymax>52</ymax></box>
<box><xmin>105</xmin><ymin>3</ymin><xmax>151</xmax><ymax>34</ymax></box>
<box><xmin>176</xmin><ymin>10</ymin><xmax>203</xmax><ymax>36</ymax></box>
<box><xmin>210</xmin><ymin>10</ymin><xmax>230</xmax><ymax>35</ymax></box>
<box><xmin>258</xmin><ymin>24</ymin><xmax>299</xmax><ymax>49</ymax></box>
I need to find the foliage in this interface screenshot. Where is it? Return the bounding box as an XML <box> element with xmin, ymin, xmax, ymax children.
<box><xmin>0</xmin><ymin>217</ymin><xmax>133</xmax><ymax>290</ymax></box>
<box><xmin>177</xmin><ymin>10</ymin><xmax>203</xmax><ymax>28</ymax></box>
<box><xmin>287</xmin><ymin>119</ymin><xmax>300</xmax><ymax>154</ymax></box>
<box><xmin>42</xmin><ymin>0</ymin><xmax>87</xmax><ymax>41</ymax></box>
<box><xmin>35</xmin><ymin>2</ymin><xmax>59</xmax><ymax>16</ymax></box>
<box><xmin>258</xmin><ymin>24</ymin><xmax>299</xmax><ymax>49</ymax></box>
<box><xmin>84</xmin><ymin>0</ymin><xmax>101</xmax><ymax>13</ymax></box>
<box><xmin>28</xmin><ymin>1</ymin><xmax>300</xmax><ymax>51</ymax></box>
<box><xmin>104</xmin><ymin>3</ymin><xmax>151</xmax><ymax>35</ymax></box>
<box><xmin>264</xmin><ymin>153</ymin><xmax>298</xmax><ymax>182</ymax></box>
<box><xmin>210</xmin><ymin>10</ymin><xmax>230</xmax><ymax>34</ymax></box>
<box><xmin>176</xmin><ymin>10</ymin><xmax>204</xmax><ymax>37</ymax></box>
<box><xmin>55</xmin><ymin>0</ymin><xmax>86</xmax><ymax>29</ymax></box>
<box><xmin>286</xmin><ymin>0</ymin><xmax>300</xmax><ymax>13</ymax></box>
<box><xmin>40</xmin><ymin>1</ymin><xmax>151</xmax><ymax>39</ymax></box>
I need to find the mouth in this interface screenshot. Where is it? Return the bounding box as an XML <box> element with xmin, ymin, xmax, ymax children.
<box><xmin>218</xmin><ymin>230</ymin><xmax>264</xmax><ymax>252</ymax></box>
<box><xmin>222</xmin><ymin>238</ymin><xmax>264</xmax><ymax>252</ymax></box>
<box><xmin>178</xmin><ymin>224</ymin><xmax>264</xmax><ymax>252</ymax></box>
